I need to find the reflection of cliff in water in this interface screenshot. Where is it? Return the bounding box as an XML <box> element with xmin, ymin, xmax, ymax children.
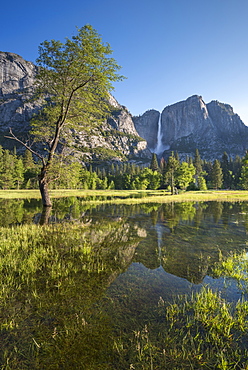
<box><xmin>133</xmin><ymin>201</ymin><xmax>248</xmax><ymax>284</ymax></box>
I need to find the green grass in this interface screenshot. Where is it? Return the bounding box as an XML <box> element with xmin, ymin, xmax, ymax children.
<box><xmin>144</xmin><ymin>286</ymin><xmax>248</xmax><ymax>369</ymax></box>
<box><xmin>2</xmin><ymin>189</ymin><xmax>248</xmax><ymax>203</ymax></box>
<box><xmin>212</xmin><ymin>250</ymin><xmax>248</xmax><ymax>293</ymax></box>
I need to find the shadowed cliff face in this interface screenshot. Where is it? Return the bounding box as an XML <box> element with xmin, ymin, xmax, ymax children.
<box><xmin>0</xmin><ymin>51</ymin><xmax>151</xmax><ymax>161</ymax></box>
<box><xmin>134</xmin><ymin>95</ymin><xmax>248</xmax><ymax>160</ymax></box>
<box><xmin>0</xmin><ymin>52</ymin><xmax>39</xmax><ymax>137</ymax></box>
<box><xmin>0</xmin><ymin>52</ymin><xmax>37</xmax><ymax>94</ymax></box>
<box><xmin>132</xmin><ymin>109</ymin><xmax>160</xmax><ymax>150</ymax></box>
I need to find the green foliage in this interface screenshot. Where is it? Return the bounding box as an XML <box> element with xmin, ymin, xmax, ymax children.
<box><xmin>211</xmin><ymin>159</ymin><xmax>223</xmax><ymax>189</ymax></box>
<box><xmin>1</xmin><ymin>145</ymin><xmax>248</xmax><ymax>193</ymax></box>
<box><xmin>0</xmin><ymin>148</ymin><xmax>27</xmax><ymax>189</ymax></box>
<box><xmin>48</xmin><ymin>158</ymin><xmax>82</xmax><ymax>189</ymax></box>
<box><xmin>193</xmin><ymin>149</ymin><xmax>208</xmax><ymax>190</ymax></box>
<box><xmin>175</xmin><ymin>162</ymin><xmax>195</xmax><ymax>190</ymax></box>
<box><xmin>221</xmin><ymin>152</ymin><xmax>232</xmax><ymax>189</ymax></box>
<box><xmin>22</xmin><ymin>150</ymin><xmax>39</xmax><ymax>189</ymax></box>
<box><xmin>230</xmin><ymin>155</ymin><xmax>242</xmax><ymax>189</ymax></box>
<box><xmin>165</xmin><ymin>152</ymin><xmax>180</xmax><ymax>194</ymax></box>
<box><xmin>150</xmin><ymin>153</ymin><xmax>159</xmax><ymax>172</ymax></box>
<box><xmin>139</xmin><ymin>168</ymin><xmax>162</xmax><ymax>190</ymax></box>
<box><xmin>239</xmin><ymin>152</ymin><xmax>248</xmax><ymax>190</ymax></box>
<box><xmin>198</xmin><ymin>175</ymin><xmax>208</xmax><ymax>190</ymax></box>
<box><xmin>32</xmin><ymin>24</ymin><xmax>124</xmax><ymax>143</ymax></box>
<box><xmin>91</xmin><ymin>146</ymin><xmax>126</xmax><ymax>161</ymax></box>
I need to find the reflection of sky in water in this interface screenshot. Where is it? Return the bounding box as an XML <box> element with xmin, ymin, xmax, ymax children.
<box><xmin>108</xmin><ymin>262</ymin><xmax>195</xmax><ymax>303</ymax></box>
<box><xmin>202</xmin><ymin>275</ymin><xmax>246</xmax><ymax>302</ymax></box>
<box><xmin>107</xmin><ymin>262</ymin><xmax>248</xmax><ymax>323</ymax></box>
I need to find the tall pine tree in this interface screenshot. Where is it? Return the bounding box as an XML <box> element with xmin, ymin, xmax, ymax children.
<box><xmin>211</xmin><ymin>159</ymin><xmax>223</xmax><ymax>189</ymax></box>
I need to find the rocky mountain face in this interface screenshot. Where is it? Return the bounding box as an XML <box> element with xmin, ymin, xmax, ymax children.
<box><xmin>0</xmin><ymin>52</ymin><xmax>39</xmax><ymax>140</ymax></box>
<box><xmin>132</xmin><ymin>109</ymin><xmax>159</xmax><ymax>150</ymax></box>
<box><xmin>0</xmin><ymin>52</ymin><xmax>151</xmax><ymax>162</ymax></box>
<box><xmin>1</xmin><ymin>51</ymin><xmax>247</xmax><ymax>163</ymax></box>
<box><xmin>133</xmin><ymin>95</ymin><xmax>248</xmax><ymax>160</ymax></box>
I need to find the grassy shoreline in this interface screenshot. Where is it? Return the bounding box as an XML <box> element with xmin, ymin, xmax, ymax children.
<box><xmin>2</xmin><ymin>189</ymin><xmax>248</xmax><ymax>203</ymax></box>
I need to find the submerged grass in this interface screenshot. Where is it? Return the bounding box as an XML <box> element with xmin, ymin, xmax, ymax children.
<box><xmin>127</xmin><ymin>286</ymin><xmax>248</xmax><ymax>369</ymax></box>
<box><xmin>212</xmin><ymin>250</ymin><xmax>248</xmax><ymax>294</ymax></box>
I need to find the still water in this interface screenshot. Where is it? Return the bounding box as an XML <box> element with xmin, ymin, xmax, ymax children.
<box><xmin>1</xmin><ymin>198</ymin><xmax>248</xmax><ymax>369</ymax></box>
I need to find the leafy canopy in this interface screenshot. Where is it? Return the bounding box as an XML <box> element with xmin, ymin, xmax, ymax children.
<box><xmin>31</xmin><ymin>24</ymin><xmax>124</xmax><ymax>146</ymax></box>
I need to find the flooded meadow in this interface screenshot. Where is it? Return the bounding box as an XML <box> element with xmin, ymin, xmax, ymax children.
<box><xmin>1</xmin><ymin>198</ymin><xmax>248</xmax><ymax>369</ymax></box>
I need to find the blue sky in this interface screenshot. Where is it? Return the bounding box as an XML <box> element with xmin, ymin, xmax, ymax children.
<box><xmin>2</xmin><ymin>0</ymin><xmax>248</xmax><ymax>123</ymax></box>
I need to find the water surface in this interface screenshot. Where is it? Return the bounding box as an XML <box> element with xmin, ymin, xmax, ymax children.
<box><xmin>1</xmin><ymin>199</ymin><xmax>248</xmax><ymax>368</ymax></box>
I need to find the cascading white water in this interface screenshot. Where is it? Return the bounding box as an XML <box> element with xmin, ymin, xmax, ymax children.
<box><xmin>154</xmin><ymin>113</ymin><xmax>164</xmax><ymax>155</ymax></box>
<box><xmin>154</xmin><ymin>112</ymin><xmax>170</xmax><ymax>155</ymax></box>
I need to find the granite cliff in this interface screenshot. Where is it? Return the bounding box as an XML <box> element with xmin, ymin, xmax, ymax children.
<box><xmin>133</xmin><ymin>95</ymin><xmax>248</xmax><ymax>160</ymax></box>
<box><xmin>1</xmin><ymin>51</ymin><xmax>247</xmax><ymax>163</ymax></box>
<box><xmin>0</xmin><ymin>52</ymin><xmax>38</xmax><ymax>139</ymax></box>
<box><xmin>0</xmin><ymin>52</ymin><xmax>150</xmax><ymax>162</ymax></box>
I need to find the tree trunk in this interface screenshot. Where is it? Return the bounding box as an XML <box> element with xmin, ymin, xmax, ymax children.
<box><xmin>170</xmin><ymin>174</ymin><xmax>175</xmax><ymax>195</ymax></box>
<box><xmin>39</xmin><ymin>166</ymin><xmax>52</xmax><ymax>207</ymax></box>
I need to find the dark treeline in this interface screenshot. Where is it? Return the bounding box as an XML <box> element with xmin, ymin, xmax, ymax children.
<box><xmin>1</xmin><ymin>146</ymin><xmax>248</xmax><ymax>191</ymax></box>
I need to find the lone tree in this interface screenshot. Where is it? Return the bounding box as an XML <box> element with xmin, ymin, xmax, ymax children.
<box><xmin>7</xmin><ymin>25</ymin><xmax>123</xmax><ymax>206</ymax></box>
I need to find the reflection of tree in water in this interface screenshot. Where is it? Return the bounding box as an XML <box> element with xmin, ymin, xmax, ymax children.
<box><xmin>0</xmin><ymin>219</ymin><xmax>145</xmax><ymax>369</ymax></box>
<box><xmin>207</xmin><ymin>201</ymin><xmax>223</xmax><ymax>223</ymax></box>
<box><xmin>0</xmin><ymin>199</ymin><xmax>24</xmax><ymax>225</ymax></box>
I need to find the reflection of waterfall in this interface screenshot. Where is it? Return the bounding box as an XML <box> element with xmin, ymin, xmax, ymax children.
<box><xmin>155</xmin><ymin>224</ymin><xmax>170</xmax><ymax>266</ymax></box>
<box><xmin>155</xmin><ymin>224</ymin><xmax>164</xmax><ymax>266</ymax></box>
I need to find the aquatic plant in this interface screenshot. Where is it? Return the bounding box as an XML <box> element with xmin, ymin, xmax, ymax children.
<box><xmin>212</xmin><ymin>250</ymin><xmax>248</xmax><ymax>293</ymax></box>
<box><xmin>127</xmin><ymin>287</ymin><xmax>248</xmax><ymax>369</ymax></box>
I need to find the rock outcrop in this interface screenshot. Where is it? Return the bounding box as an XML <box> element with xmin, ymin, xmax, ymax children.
<box><xmin>0</xmin><ymin>52</ymin><xmax>39</xmax><ymax>141</ymax></box>
<box><xmin>133</xmin><ymin>95</ymin><xmax>248</xmax><ymax>160</ymax></box>
<box><xmin>0</xmin><ymin>51</ymin><xmax>151</xmax><ymax>162</ymax></box>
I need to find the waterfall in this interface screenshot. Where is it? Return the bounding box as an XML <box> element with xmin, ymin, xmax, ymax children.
<box><xmin>154</xmin><ymin>113</ymin><xmax>163</xmax><ymax>155</ymax></box>
<box><xmin>154</xmin><ymin>112</ymin><xmax>170</xmax><ymax>155</ymax></box>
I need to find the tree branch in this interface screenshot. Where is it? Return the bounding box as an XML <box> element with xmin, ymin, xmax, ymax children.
<box><xmin>5</xmin><ymin>128</ymin><xmax>46</xmax><ymax>166</ymax></box>
<box><xmin>61</xmin><ymin>76</ymin><xmax>94</xmax><ymax>126</ymax></box>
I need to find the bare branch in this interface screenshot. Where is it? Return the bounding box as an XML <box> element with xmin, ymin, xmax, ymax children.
<box><xmin>5</xmin><ymin>128</ymin><xmax>46</xmax><ymax>166</ymax></box>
